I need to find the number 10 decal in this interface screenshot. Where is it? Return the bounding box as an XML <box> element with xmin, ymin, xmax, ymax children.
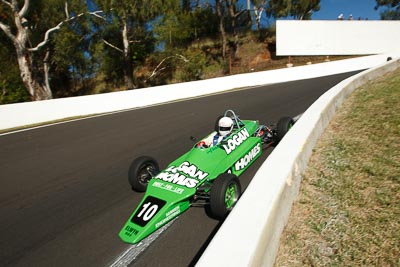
<box><xmin>131</xmin><ymin>196</ymin><xmax>166</xmax><ymax>227</ymax></box>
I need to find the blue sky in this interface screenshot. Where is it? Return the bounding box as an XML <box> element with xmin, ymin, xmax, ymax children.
<box><xmin>249</xmin><ymin>0</ymin><xmax>385</xmax><ymax>28</ymax></box>
<box><xmin>312</xmin><ymin>0</ymin><xmax>382</xmax><ymax>20</ymax></box>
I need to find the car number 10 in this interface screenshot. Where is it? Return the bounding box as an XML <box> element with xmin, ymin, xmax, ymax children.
<box><xmin>137</xmin><ymin>202</ymin><xmax>158</xmax><ymax>221</ymax></box>
<box><xmin>131</xmin><ymin>196</ymin><xmax>166</xmax><ymax>227</ymax></box>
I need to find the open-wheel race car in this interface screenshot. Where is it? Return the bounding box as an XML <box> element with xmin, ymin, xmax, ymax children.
<box><xmin>119</xmin><ymin>110</ymin><xmax>294</xmax><ymax>244</ymax></box>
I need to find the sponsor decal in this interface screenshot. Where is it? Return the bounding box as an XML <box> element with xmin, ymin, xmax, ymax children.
<box><xmin>152</xmin><ymin>181</ymin><xmax>185</xmax><ymax>194</ymax></box>
<box><xmin>154</xmin><ymin>161</ymin><xmax>209</xmax><ymax>188</ymax></box>
<box><xmin>234</xmin><ymin>143</ymin><xmax>261</xmax><ymax>171</ymax></box>
<box><xmin>155</xmin><ymin>206</ymin><xmax>181</xmax><ymax>228</ymax></box>
<box><xmin>123</xmin><ymin>225</ymin><xmax>139</xmax><ymax>237</ymax></box>
<box><xmin>222</xmin><ymin>128</ymin><xmax>250</xmax><ymax>155</ymax></box>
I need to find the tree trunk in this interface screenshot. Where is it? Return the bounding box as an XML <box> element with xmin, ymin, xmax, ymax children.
<box><xmin>43</xmin><ymin>49</ymin><xmax>53</xmax><ymax>99</ymax></box>
<box><xmin>216</xmin><ymin>0</ymin><xmax>227</xmax><ymax>60</ymax></box>
<box><xmin>253</xmin><ymin>3</ymin><xmax>265</xmax><ymax>32</ymax></box>
<box><xmin>1</xmin><ymin>0</ymin><xmax>53</xmax><ymax>101</ymax></box>
<box><xmin>122</xmin><ymin>22</ymin><xmax>135</xmax><ymax>89</ymax></box>
<box><xmin>227</xmin><ymin>1</ymin><xmax>240</xmax><ymax>58</ymax></box>
<box><xmin>15</xmin><ymin>40</ymin><xmax>52</xmax><ymax>101</ymax></box>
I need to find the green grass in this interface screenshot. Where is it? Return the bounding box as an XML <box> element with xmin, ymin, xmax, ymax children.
<box><xmin>274</xmin><ymin>67</ymin><xmax>400</xmax><ymax>266</ymax></box>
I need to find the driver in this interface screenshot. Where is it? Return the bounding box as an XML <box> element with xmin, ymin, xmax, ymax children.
<box><xmin>197</xmin><ymin>117</ymin><xmax>234</xmax><ymax>148</ymax></box>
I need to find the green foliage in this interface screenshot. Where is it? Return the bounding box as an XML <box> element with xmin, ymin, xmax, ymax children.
<box><xmin>375</xmin><ymin>0</ymin><xmax>400</xmax><ymax>19</ymax></box>
<box><xmin>380</xmin><ymin>8</ymin><xmax>400</xmax><ymax>19</ymax></box>
<box><xmin>0</xmin><ymin>39</ymin><xmax>29</xmax><ymax>104</ymax></box>
<box><xmin>51</xmin><ymin>14</ymin><xmax>96</xmax><ymax>96</ymax></box>
<box><xmin>0</xmin><ymin>77</ymin><xmax>30</xmax><ymax>104</ymax></box>
<box><xmin>375</xmin><ymin>0</ymin><xmax>399</xmax><ymax>7</ymax></box>
<box><xmin>177</xmin><ymin>48</ymin><xmax>207</xmax><ymax>82</ymax></box>
<box><xmin>267</xmin><ymin>0</ymin><xmax>320</xmax><ymax>19</ymax></box>
<box><xmin>131</xmin><ymin>29</ymin><xmax>156</xmax><ymax>63</ymax></box>
<box><xmin>91</xmin><ymin>15</ymin><xmax>157</xmax><ymax>88</ymax></box>
<box><xmin>153</xmin><ymin>5</ymin><xmax>219</xmax><ymax>49</ymax></box>
<box><xmin>92</xmin><ymin>0</ymin><xmax>178</xmax><ymax>89</ymax></box>
<box><xmin>98</xmin><ymin>0</ymin><xmax>177</xmax><ymax>23</ymax></box>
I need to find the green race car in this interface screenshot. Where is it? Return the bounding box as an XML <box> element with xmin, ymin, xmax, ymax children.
<box><xmin>119</xmin><ymin>110</ymin><xmax>294</xmax><ymax>244</ymax></box>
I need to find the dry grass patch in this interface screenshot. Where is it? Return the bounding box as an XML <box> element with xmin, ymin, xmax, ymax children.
<box><xmin>274</xmin><ymin>67</ymin><xmax>400</xmax><ymax>266</ymax></box>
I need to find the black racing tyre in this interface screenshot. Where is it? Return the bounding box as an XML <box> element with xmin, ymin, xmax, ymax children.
<box><xmin>276</xmin><ymin>116</ymin><xmax>294</xmax><ymax>142</ymax></box>
<box><xmin>210</xmin><ymin>173</ymin><xmax>241</xmax><ymax>220</ymax></box>
<box><xmin>128</xmin><ymin>156</ymin><xmax>159</xmax><ymax>192</ymax></box>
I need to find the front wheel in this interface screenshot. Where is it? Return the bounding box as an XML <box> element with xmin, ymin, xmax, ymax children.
<box><xmin>128</xmin><ymin>156</ymin><xmax>159</xmax><ymax>192</ymax></box>
<box><xmin>210</xmin><ymin>173</ymin><xmax>241</xmax><ymax>220</ymax></box>
<box><xmin>276</xmin><ymin>116</ymin><xmax>294</xmax><ymax>142</ymax></box>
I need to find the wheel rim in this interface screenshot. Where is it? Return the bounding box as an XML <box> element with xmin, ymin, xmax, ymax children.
<box><xmin>225</xmin><ymin>183</ymin><xmax>238</xmax><ymax>209</ymax></box>
<box><xmin>138</xmin><ymin>165</ymin><xmax>152</xmax><ymax>185</ymax></box>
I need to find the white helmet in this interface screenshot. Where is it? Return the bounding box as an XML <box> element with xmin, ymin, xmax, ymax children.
<box><xmin>218</xmin><ymin>117</ymin><xmax>233</xmax><ymax>137</ymax></box>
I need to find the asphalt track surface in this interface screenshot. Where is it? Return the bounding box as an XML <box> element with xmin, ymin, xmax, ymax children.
<box><xmin>0</xmin><ymin>71</ymin><xmax>359</xmax><ymax>267</ymax></box>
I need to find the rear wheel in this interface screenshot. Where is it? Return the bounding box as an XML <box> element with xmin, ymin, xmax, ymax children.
<box><xmin>210</xmin><ymin>173</ymin><xmax>241</xmax><ymax>220</ymax></box>
<box><xmin>128</xmin><ymin>156</ymin><xmax>159</xmax><ymax>192</ymax></box>
<box><xmin>276</xmin><ymin>116</ymin><xmax>294</xmax><ymax>142</ymax></box>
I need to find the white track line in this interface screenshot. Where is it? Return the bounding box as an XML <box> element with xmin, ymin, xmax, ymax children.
<box><xmin>109</xmin><ymin>218</ymin><xmax>177</xmax><ymax>267</ymax></box>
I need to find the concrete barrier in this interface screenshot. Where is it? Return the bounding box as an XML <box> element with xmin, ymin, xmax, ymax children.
<box><xmin>195</xmin><ymin>58</ymin><xmax>400</xmax><ymax>267</ymax></box>
<box><xmin>0</xmin><ymin>54</ymin><xmax>397</xmax><ymax>132</ymax></box>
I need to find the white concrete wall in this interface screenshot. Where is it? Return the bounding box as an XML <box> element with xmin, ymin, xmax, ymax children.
<box><xmin>0</xmin><ymin>54</ymin><xmax>397</xmax><ymax>132</ymax></box>
<box><xmin>196</xmin><ymin>57</ymin><xmax>400</xmax><ymax>267</ymax></box>
<box><xmin>277</xmin><ymin>20</ymin><xmax>400</xmax><ymax>56</ymax></box>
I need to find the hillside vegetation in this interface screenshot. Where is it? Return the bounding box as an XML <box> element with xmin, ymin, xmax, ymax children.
<box><xmin>274</xmin><ymin>67</ymin><xmax>400</xmax><ymax>266</ymax></box>
<box><xmin>0</xmin><ymin>0</ymin><xmax>327</xmax><ymax>104</ymax></box>
<box><xmin>3</xmin><ymin>0</ymin><xmax>396</xmax><ymax>104</ymax></box>
<box><xmin>94</xmin><ymin>31</ymin><xmax>349</xmax><ymax>93</ymax></box>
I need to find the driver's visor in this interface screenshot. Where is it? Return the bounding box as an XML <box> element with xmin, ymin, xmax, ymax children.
<box><xmin>219</xmin><ymin>126</ymin><xmax>231</xmax><ymax>131</ymax></box>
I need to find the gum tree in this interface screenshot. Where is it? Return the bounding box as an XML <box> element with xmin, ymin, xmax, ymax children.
<box><xmin>95</xmin><ymin>0</ymin><xmax>178</xmax><ymax>90</ymax></box>
<box><xmin>251</xmin><ymin>0</ymin><xmax>268</xmax><ymax>31</ymax></box>
<box><xmin>0</xmin><ymin>0</ymin><xmax>102</xmax><ymax>101</ymax></box>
